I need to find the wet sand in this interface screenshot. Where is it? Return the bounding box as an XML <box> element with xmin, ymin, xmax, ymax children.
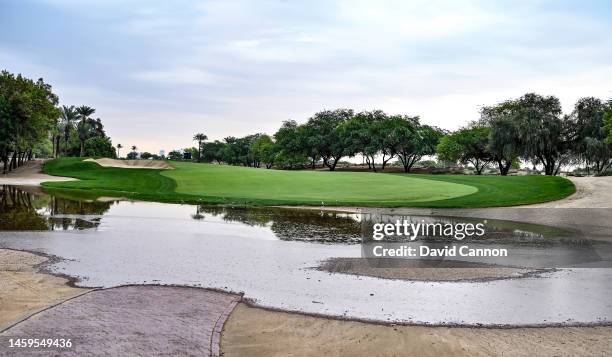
<box><xmin>0</xmin><ymin>160</ymin><xmax>75</xmax><ymax>186</ymax></box>
<box><xmin>222</xmin><ymin>303</ymin><xmax>612</xmax><ymax>357</ymax></box>
<box><xmin>0</xmin><ymin>249</ymin><xmax>86</xmax><ymax>330</ymax></box>
<box><xmin>318</xmin><ymin>257</ymin><xmax>536</xmax><ymax>282</ymax></box>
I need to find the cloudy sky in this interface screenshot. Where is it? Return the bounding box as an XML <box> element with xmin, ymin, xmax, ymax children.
<box><xmin>1</xmin><ymin>0</ymin><xmax>611</xmax><ymax>154</ymax></box>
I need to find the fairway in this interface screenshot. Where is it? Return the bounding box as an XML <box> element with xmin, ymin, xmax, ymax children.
<box><xmin>42</xmin><ymin>158</ymin><xmax>575</xmax><ymax>207</ymax></box>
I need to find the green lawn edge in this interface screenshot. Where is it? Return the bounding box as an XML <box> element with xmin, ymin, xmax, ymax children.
<box><xmin>41</xmin><ymin>158</ymin><xmax>576</xmax><ymax>208</ymax></box>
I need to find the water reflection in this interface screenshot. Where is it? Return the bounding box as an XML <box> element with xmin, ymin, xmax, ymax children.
<box><xmin>192</xmin><ymin>205</ymin><xmax>363</xmax><ymax>243</ymax></box>
<box><xmin>0</xmin><ymin>185</ymin><xmax>589</xmax><ymax>249</ymax></box>
<box><xmin>0</xmin><ymin>185</ymin><xmax>111</xmax><ymax>230</ymax></box>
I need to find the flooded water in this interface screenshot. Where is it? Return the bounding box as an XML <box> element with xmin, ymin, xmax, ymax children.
<box><xmin>1</xmin><ymin>185</ymin><xmax>612</xmax><ymax>326</ymax></box>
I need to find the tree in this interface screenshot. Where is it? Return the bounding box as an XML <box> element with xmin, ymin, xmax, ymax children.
<box><xmin>569</xmin><ymin>97</ymin><xmax>611</xmax><ymax>175</ymax></box>
<box><xmin>274</xmin><ymin>120</ymin><xmax>308</xmax><ymax>169</ymax></box>
<box><xmin>250</xmin><ymin>134</ymin><xmax>276</xmax><ymax>168</ymax></box>
<box><xmin>193</xmin><ymin>133</ymin><xmax>207</xmax><ymax>163</ymax></box>
<box><xmin>605</xmin><ymin>103</ymin><xmax>612</xmax><ymax>144</ymax></box>
<box><xmin>50</xmin><ymin>124</ymin><xmax>61</xmax><ymax>158</ymax></box>
<box><xmin>76</xmin><ymin>119</ymin><xmax>93</xmax><ymax>157</ymax></box>
<box><xmin>126</xmin><ymin>145</ymin><xmax>138</xmax><ymax>159</ymax></box>
<box><xmin>304</xmin><ymin>109</ymin><xmax>353</xmax><ymax>171</ymax></box>
<box><xmin>117</xmin><ymin>143</ymin><xmax>123</xmax><ymax>158</ymax></box>
<box><xmin>481</xmin><ymin>102</ymin><xmax>522</xmax><ymax>175</ymax></box>
<box><xmin>0</xmin><ymin>70</ymin><xmax>59</xmax><ymax>173</ymax></box>
<box><xmin>140</xmin><ymin>152</ymin><xmax>153</xmax><ymax>159</ymax></box>
<box><xmin>201</xmin><ymin>140</ymin><xmax>226</xmax><ymax>164</ymax></box>
<box><xmin>512</xmin><ymin>93</ymin><xmax>568</xmax><ymax>175</ymax></box>
<box><xmin>342</xmin><ymin>111</ymin><xmax>381</xmax><ymax>171</ymax></box>
<box><xmin>75</xmin><ymin>106</ymin><xmax>96</xmax><ymax>157</ymax></box>
<box><xmin>59</xmin><ymin>105</ymin><xmax>78</xmax><ymax>156</ymax></box>
<box><xmin>168</xmin><ymin>150</ymin><xmax>182</xmax><ymax>161</ymax></box>
<box><xmin>391</xmin><ymin>116</ymin><xmax>443</xmax><ymax>173</ymax></box>
<box><xmin>437</xmin><ymin>125</ymin><xmax>492</xmax><ymax>175</ymax></box>
<box><xmin>84</xmin><ymin>137</ymin><xmax>116</xmax><ymax>158</ymax></box>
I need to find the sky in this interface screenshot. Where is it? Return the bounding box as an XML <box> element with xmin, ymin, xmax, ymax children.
<box><xmin>1</xmin><ymin>0</ymin><xmax>612</xmax><ymax>154</ymax></box>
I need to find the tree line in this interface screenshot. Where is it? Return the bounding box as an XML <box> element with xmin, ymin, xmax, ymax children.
<box><xmin>188</xmin><ymin>93</ymin><xmax>612</xmax><ymax>176</ymax></box>
<box><xmin>189</xmin><ymin>110</ymin><xmax>444</xmax><ymax>172</ymax></box>
<box><xmin>438</xmin><ymin>94</ymin><xmax>612</xmax><ymax>175</ymax></box>
<box><xmin>1</xmin><ymin>70</ymin><xmax>116</xmax><ymax>174</ymax></box>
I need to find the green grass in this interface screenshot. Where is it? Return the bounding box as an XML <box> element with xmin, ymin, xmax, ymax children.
<box><xmin>42</xmin><ymin>158</ymin><xmax>575</xmax><ymax>208</ymax></box>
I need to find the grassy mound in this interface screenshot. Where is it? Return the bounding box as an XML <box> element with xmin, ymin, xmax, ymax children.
<box><xmin>42</xmin><ymin>158</ymin><xmax>575</xmax><ymax>208</ymax></box>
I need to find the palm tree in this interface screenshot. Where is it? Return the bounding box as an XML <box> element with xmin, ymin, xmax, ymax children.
<box><xmin>193</xmin><ymin>133</ymin><xmax>208</xmax><ymax>162</ymax></box>
<box><xmin>131</xmin><ymin>145</ymin><xmax>137</xmax><ymax>152</ymax></box>
<box><xmin>116</xmin><ymin>143</ymin><xmax>123</xmax><ymax>158</ymax></box>
<box><xmin>76</xmin><ymin>119</ymin><xmax>93</xmax><ymax>157</ymax></box>
<box><xmin>59</xmin><ymin>105</ymin><xmax>78</xmax><ymax>156</ymax></box>
<box><xmin>75</xmin><ymin>106</ymin><xmax>96</xmax><ymax>157</ymax></box>
<box><xmin>50</xmin><ymin>125</ymin><xmax>61</xmax><ymax>158</ymax></box>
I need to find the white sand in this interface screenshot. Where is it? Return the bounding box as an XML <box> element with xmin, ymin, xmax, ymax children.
<box><xmin>84</xmin><ymin>158</ymin><xmax>171</xmax><ymax>169</ymax></box>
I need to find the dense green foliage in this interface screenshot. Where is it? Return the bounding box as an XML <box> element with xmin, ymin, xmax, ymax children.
<box><xmin>439</xmin><ymin>93</ymin><xmax>612</xmax><ymax>176</ymax></box>
<box><xmin>43</xmin><ymin>158</ymin><xmax>575</xmax><ymax>208</ymax></box>
<box><xmin>0</xmin><ymin>70</ymin><xmax>59</xmax><ymax>173</ymax></box>
<box><xmin>1</xmin><ymin>70</ymin><xmax>116</xmax><ymax>174</ymax></box>
<box><xmin>437</xmin><ymin>126</ymin><xmax>491</xmax><ymax>175</ymax></box>
<box><xmin>189</xmin><ymin>109</ymin><xmax>443</xmax><ymax>173</ymax></box>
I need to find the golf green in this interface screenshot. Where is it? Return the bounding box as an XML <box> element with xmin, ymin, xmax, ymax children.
<box><xmin>42</xmin><ymin>158</ymin><xmax>575</xmax><ymax>207</ymax></box>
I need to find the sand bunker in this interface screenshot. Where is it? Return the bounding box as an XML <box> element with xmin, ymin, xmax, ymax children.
<box><xmin>0</xmin><ymin>249</ymin><xmax>86</xmax><ymax>330</ymax></box>
<box><xmin>85</xmin><ymin>158</ymin><xmax>171</xmax><ymax>169</ymax></box>
<box><xmin>222</xmin><ymin>303</ymin><xmax>612</xmax><ymax>357</ymax></box>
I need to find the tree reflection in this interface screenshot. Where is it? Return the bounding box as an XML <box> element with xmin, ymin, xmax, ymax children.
<box><xmin>193</xmin><ymin>206</ymin><xmax>363</xmax><ymax>243</ymax></box>
<box><xmin>0</xmin><ymin>185</ymin><xmax>113</xmax><ymax>230</ymax></box>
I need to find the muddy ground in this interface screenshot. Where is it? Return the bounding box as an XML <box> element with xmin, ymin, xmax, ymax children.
<box><xmin>318</xmin><ymin>257</ymin><xmax>536</xmax><ymax>282</ymax></box>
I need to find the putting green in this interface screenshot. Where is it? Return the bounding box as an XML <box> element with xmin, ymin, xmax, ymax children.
<box><xmin>162</xmin><ymin>162</ymin><xmax>477</xmax><ymax>204</ymax></box>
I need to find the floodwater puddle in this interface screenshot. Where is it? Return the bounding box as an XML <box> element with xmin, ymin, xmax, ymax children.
<box><xmin>1</xmin><ymin>185</ymin><xmax>612</xmax><ymax>326</ymax></box>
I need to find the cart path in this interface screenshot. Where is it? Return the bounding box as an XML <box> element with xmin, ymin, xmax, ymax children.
<box><xmin>0</xmin><ymin>285</ymin><xmax>240</xmax><ymax>357</ymax></box>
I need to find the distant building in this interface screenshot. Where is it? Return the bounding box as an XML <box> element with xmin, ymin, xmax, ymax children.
<box><xmin>183</xmin><ymin>152</ymin><xmax>192</xmax><ymax>160</ymax></box>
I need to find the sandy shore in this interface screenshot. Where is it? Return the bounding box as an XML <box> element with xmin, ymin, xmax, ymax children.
<box><xmin>222</xmin><ymin>303</ymin><xmax>612</xmax><ymax>357</ymax></box>
<box><xmin>0</xmin><ymin>160</ymin><xmax>75</xmax><ymax>186</ymax></box>
<box><xmin>0</xmin><ymin>249</ymin><xmax>86</xmax><ymax>330</ymax></box>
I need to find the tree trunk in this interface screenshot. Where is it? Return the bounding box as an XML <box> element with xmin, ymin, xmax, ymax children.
<box><xmin>329</xmin><ymin>157</ymin><xmax>339</xmax><ymax>171</ymax></box>
<box><xmin>9</xmin><ymin>152</ymin><xmax>16</xmax><ymax>170</ymax></box>
<box><xmin>80</xmin><ymin>140</ymin><xmax>85</xmax><ymax>157</ymax></box>
<box><xmin>197</xmin><ymin>140</ymin><xmax>201</xmax><ymax>163</ymax></box>
<box><xmin>2</xmin><ymin>154</ymin><xmax>7</xmax><ymax>174</ymax></box>
<box><xmin>369</xmin><ymin>155</ymin><xmax>377</xmax><ymax>172</ymax></box>
<box><xmin>497</xmin><ymin>160</ymin><xmax>511</xmax><ymax>176</ymax></box>
<box><xmin>64</xmin><ymin>136</ymin><xmax>70</xmax><ymax>156</ymax></box>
